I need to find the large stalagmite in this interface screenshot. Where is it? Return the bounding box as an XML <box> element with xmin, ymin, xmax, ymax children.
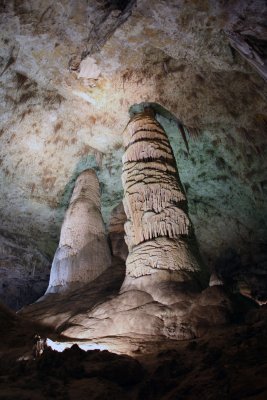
<box><xmin>120</xmin><ymin>110</ymin><xmax>202</xmax><ymax>302</ymax></box>
<box><xmin>46</xmin><ymin>169</ymin><xmax>111</xmax><ymax>294</ymax></box>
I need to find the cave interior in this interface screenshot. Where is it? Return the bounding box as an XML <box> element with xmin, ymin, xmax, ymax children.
<box><xmin>0</xmin><ymin>1</ymin><xmax>267</xmax><ymax>399</ymax></box>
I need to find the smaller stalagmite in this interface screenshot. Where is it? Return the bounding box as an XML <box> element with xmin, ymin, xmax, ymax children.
<box><xmin>46</xmin><ymin>169</ymin><xmax>111</xmax><ymax>294</ymax></box>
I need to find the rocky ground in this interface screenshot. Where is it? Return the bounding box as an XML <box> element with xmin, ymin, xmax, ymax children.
<box><xmin>0</xmin><ymin>302</ymin><xmax>267</xmax><ymax>399</ymax></box>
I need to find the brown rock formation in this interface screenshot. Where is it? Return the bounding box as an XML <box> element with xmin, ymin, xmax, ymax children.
<box><xmin>46</xmin><ymin>169</ymin><xmax>111</xmax><ymax>294</ymax></box>
<box><xmin>108</xmin><ymin>202</ymin><xmax>128</xmax><ymax>261</ymax></box>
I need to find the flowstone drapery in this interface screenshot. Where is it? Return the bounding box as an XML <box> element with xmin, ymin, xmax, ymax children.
<box><xmin>46</xmin><ymin>169</ymin><xmax>111</xmax><ymax>294</ymax></box>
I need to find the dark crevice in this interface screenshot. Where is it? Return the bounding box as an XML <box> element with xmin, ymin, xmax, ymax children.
<box><xmin>83</xmin><ymin>0</ymin><xmax>137</xmax><ymax>57</ymax></box>
<box><xmin>123</xmin><ymin>156</ymin><xmax>178</xmax><ymax>169</ymax></box>
<box><xmin>130</xmin><ymin>127</ymin><xmax>168</xmax><ymax>137</ymax></box>
<box><xmin>108</xmin><ymin>0</ymin><xmax>133</xmax><ymax>11</ymax></box>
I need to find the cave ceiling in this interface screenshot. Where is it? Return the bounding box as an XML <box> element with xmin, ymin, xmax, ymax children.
<box><xmin>0</xmin><ymin>0</ymin><xmax>267</xmax><ymax>270</ymax></box>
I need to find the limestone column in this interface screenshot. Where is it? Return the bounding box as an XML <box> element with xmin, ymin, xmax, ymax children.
<box><xmin>120</xmin><ymin>110</ymin><xmax>203</xmax><ymax>303</ymax></box>
<box><xmin>46</xmin><ymin>169</ymin><xmax>111</xmax><ymax>294</ymax></box>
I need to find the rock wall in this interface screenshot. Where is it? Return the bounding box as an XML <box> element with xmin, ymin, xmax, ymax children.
<box><xmin>0</xmin><ymin>231</ymin><xmax>50</xmax><ymax>310</ymax></box>
<box><xmin>46</xmin><ymin>169</ymin><xmax>111</xmax><ymax>294</ymax></box>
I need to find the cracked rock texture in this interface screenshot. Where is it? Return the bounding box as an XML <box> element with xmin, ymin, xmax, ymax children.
<box><xmin>0</xmin><ymin>0</ymin><xmax>267</xmax><ymax>307</ymax></box>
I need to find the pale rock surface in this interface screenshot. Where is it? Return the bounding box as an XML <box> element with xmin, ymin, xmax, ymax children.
<box><xmin>78</xmin><ymin>57</ymin><xmax>101</xmax><ymax>80</ymax></box>
<box><xmin>46</xmin><ymin>169</ymin><xmax>111</xmax><ymax>294</ymax></box>
<box><xmin>1</xmin><ymin>299</ymin><xmax>267</xmax><ymax>400</ymax></box>
<box><xmin>120</xmin><ymin>112</ymin><xmax>202</xmax><ymax>299</ymax></box>
<box><xmin>21</xmin><ymin>257</ymin><xmax>125</xmax><ymax>330</ymax></box>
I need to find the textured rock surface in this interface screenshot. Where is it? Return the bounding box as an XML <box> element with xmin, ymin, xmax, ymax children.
<box><xmin>120</xmin><ymin>111</ymin><xmax>203</xmax><ymax>299</ymax></box>
<box><xmin>21</xmin><ymin>257</ymin><xmax>125</xmax><ymax>330</ymax></box>
<box><xmin>108</xmin><ymin>202</ymin><xmax>128</xmax><ymax>261</ymax></box>
<box><xmin>46</xmin><ymin>169</ymin><xmax>111</xmax><ymax>294</ymax></box>
<box><xmin>0</xmin><ymin>0</ymin><xmax>266</xmax><ymax>306</ymax></box>
<box><xmin>0</xmin><ymin>231</ymin><xmax>50</xmax><ymax>310</ymax></box>
<box><xmin>22</xmin><ymin>113</ymin><xmax>239</xmax><ymax>341</ymax></box>
<box><xmin>1</xmin><ymin>301</ymin><xmax>267</xmax><ymax>400</ymax></box>
<box><xmin>48</xmin><ymin>113</ymin><xmax>239</xmax><ymax>341</ymax></box>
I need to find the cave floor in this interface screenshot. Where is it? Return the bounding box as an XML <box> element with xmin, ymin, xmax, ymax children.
<box><xmin>0</xmin><ymin>305</ymin><xmax>267</xmax><ymax>400</ymax></box>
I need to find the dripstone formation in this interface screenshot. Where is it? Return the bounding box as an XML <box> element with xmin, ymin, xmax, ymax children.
<box><xmin>22</xmin><ymin>112</ymin><xmax>239</xmax><ymax>341</ymax></box>
<box><xmin>46</xmin><ymin>169</ymin><xmax>111</xmax><ymax>294</ymax></box>
<box><xmin>120</xmin><ymin>110</ymin><xmax>202</xmax><ymax>301</ymax></box>
<box><xmin>60</xmin><ymin>111</ymin><xmax>211</xmax><ymax>340</ymax></box>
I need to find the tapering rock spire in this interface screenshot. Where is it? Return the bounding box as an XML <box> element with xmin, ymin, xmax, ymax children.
<box><xmin>120</xmin><ymin>110</ymin><xmax>201</xmax><ymax>300</ymax></box>
<box><xmin>46</xmin><ymin>169</ymin><xmax>111</xmax><ymax>294</ymax></box>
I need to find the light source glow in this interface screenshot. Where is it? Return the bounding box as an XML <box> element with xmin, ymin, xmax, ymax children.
<box><xmin>46</xmin><ymin>338</ymin><xmax>108</xmax><ymax>352</ymax></box>
<box><xmin>73</xmin><ymin>90</ymin><xmax>97</xmax><ymax>105</ymax></box>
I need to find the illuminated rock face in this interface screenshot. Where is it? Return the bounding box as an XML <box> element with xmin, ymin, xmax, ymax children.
<box><xmin>46</xmin><ymin>169</ymin><xmax>111</xmax><ymax>294</ymax></box>
<box><xmin>60</xmin><ymin>113</ymin><xmax>207</xmax><ymax>340</ymax></box>
<box><xmin>22</xmin><ymin>114</ymin><xmax>236</xmax><ymax>341</ymax></box>
<box><xmin>120</xmin><ymin>111</ymin><xmax>202</xmax><ymax>302</ymax></box>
